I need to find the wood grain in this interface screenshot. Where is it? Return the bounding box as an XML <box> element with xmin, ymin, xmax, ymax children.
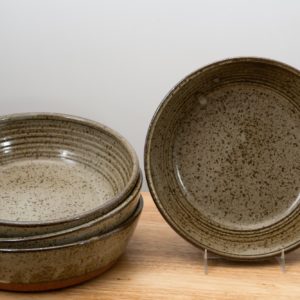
<box><xmin>1</xmin><ymin>192</ymin><xmax>300</xmax><ymax>300</ymax></box>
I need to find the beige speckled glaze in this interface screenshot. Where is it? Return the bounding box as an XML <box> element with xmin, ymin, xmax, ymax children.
<box><xmin>0</xmin><ymin>173</ymin><xmax>141</xmax><ymax>248</ymax></box>
<box><xmin>0</xmin><ymin>197</ymin><xmax>143</xmax><ymax>291</ymax></box>
<box><xmin>145</xmin><ymin>57</ymin><xmax>300</xmax><ymax>260</ymax></box>
<box><xmin>0</xmin><ymin>113</ymin><xmax>139</xmax><ymax>237</ymax></box>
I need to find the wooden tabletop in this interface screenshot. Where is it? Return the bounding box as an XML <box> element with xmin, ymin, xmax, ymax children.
<box><xmin>1</xmin><ymin>192</ymin><xmax>300</xmax><ymax>300</ymax></box>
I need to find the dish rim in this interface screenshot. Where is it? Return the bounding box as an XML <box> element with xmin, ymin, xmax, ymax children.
<box><xmin>0</xmin><ymin>195</ymin><xmax>143</xmax><ymax>253</ymax></box>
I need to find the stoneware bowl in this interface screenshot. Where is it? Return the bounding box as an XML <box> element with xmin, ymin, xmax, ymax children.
<box><xmin>145</xmin><ymin>57</ymin><xmax>300</xmax><ymax>260</ymax></box>
<box><xmin>0</xmin><ymin>113</ymin><xmax>139</xmax><ymax>237</ymax></box>
<box><xmin>0</xmin><ymin>172</ymin><xmax>142</xmax><ymax>248</ymax></box>
<box><xmin>0</xmin><ymin>196</ymin><xmax>143</xmax><ymax>291</ymax></box>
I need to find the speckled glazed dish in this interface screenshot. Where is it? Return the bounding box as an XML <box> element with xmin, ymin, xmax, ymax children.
<box><xmin>0</xmin><ymin>113</ymin><xmax>139</xmax><ymax>237</ymax></box>
<box><xmin>145</xmin><ymin>58</ymin><xmax>300</xmax><ymax>260</ymax></box>
<box><xmin>0</xmin><ymin>173</ymin><xmax>142</xmax><ymax>248</ymax></box>
<box><xmin>0</xmin><ymin>196</ymin><xmax>143</xmax><ymax>291</ymax></box>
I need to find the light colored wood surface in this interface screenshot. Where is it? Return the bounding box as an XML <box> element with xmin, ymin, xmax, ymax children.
<box><xmin>1</xmin><ymin>192</ymin><xmax>300</xmax><ymax>300</ymax></box>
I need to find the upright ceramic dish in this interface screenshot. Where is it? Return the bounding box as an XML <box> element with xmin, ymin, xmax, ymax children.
<box><xmin>0</xmin><ymin>113</ymin><xmax>139</xmax><ymax>237</ymax></box>
<box><xmin>145</xmin><ymin>57</ymin><xmax>300</xmax><ymax>260</ymax></box>
<box><xmin>0</xmin><ymin>196</ymin><xmax>143</xmax><ymax>291</ymax></box>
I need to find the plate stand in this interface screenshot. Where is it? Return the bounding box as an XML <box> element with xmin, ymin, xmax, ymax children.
<box><xmin>276</xmin><ymin>249</ymin><xmax>286</xmax><ymax>273</ymax></box>
<box><xmin>203</xmin><ymin>249</ymin><xmax>286</xmax><ymax>275</ymax></box>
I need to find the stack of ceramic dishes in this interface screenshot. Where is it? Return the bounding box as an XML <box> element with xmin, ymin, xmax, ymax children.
<box><xmin>0</xmin><ymin>113</ymin><xmax>142</xmax><ymax>291</ymax></box>
<box><xmin>145</xmin><ymin>57</ymin><xmax>300</xmax><ymax>260</ymax></box>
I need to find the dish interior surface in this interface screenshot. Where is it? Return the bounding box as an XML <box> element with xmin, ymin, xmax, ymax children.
<box><xmin>174</xmin><ymin>83</ymin><xmax>299</xmax><ymax>230</ymax></box>
<box><xmin>0</xmin><ymin>114</ymin><xmax>136</xmax><ymax>223</ymax></box>
<box><xmin>146</xmin><ymin>58</ymin><xmax>300</xmax><ymax>259</ymax></box>
<box><xmin>0</xmin><ymin>159</ymin><xmax>114</xmax><ymax>222</ymax></box>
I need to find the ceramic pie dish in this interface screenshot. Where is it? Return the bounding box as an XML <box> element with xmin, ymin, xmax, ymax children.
<box><xmin>0</xmin><ymin>196</ymin><xmax>143</xmax><ymax>291</ymax></box>
<box><xmin>0</xmin><ymin>113</ymin><xmax>139</xmax><ymax>237</ymax></box>
<box><xmin>145</xmin><ymin>57</ymin><xmax>300</xmax><ymax>260</ymax></box>
<box><xmin>0</xmin><ymin>172</ymin><xmax>142</xmax><ymax>248</ymax></box>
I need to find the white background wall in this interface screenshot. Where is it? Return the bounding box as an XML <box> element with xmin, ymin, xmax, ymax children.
<box><xmin>0</xmin><ymin>0</ymin><xmax>299</xmax><ymax>190</ymax></box>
